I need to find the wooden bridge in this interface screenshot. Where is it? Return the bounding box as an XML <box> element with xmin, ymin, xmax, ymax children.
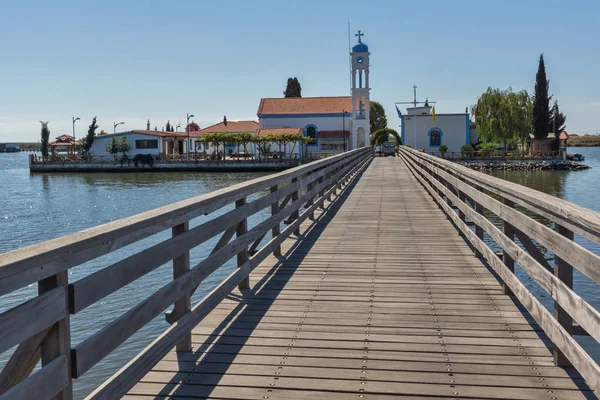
<box><xmin>1</xmin><ymin>147</ymin><xmax>599</xmax><ymax>399</ymax></box>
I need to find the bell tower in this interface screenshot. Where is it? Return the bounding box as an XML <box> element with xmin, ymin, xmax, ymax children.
<box><xmin>350</xmin><ymin>30</ymin><xmax>371</xmax><ymax>148</ymax></box>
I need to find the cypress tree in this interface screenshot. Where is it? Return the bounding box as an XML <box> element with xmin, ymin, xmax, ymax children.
<box><xmin>533</xmin><ymin>54</ymin><xmax>550</xmax><ymax>139</ymax></box>
<box><xmin>147</xmin><ymin>119</ymin><xmax>151</xmax><ymax>130</ymax></box>
<box><xmin>40</xmin><ymin>121</ymin><xmax>50</xmax><ymax>157</ymax></box>
<box><xmin>83</xmin><ymin>116</ymin><xmax>99</xmax><ymax>154</ymax></box>
<box><xmin>293</xmin><ymin>77</ymin><xmax>302</xmax><ymax>97</ymax></box>
<box><xmin>284</xmin><ymin>77</ymin><xmax>302</xmax><ymax>98</ymax></box>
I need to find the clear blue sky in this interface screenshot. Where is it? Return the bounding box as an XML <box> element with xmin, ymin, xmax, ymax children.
<box><xmin>1</xmin><ymin>0</ymin><xmax>599</xmax><ymax>142</ymax></box>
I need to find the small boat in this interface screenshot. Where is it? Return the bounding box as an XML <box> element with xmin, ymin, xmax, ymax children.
<box><xmin>567</xmin><ymin>153</ymin><xmax>585</xmax><ymax>161</ymax></box>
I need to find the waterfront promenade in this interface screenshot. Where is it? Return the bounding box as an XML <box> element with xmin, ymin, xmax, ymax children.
<box><xmin>1</xmin><ymin>148</ymin><xmax>598</xmax><ymax>399</ymax></box>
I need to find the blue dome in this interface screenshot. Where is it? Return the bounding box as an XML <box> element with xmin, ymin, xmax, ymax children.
<box><xmin>352</xmin><ymin>42</ymin><xmax>369</xmax><ymax>52</ymax></box>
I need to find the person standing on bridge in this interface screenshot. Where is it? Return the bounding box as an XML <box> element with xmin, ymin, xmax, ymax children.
<box><xmin>375</xmin><ymin>144</ymin><xmax>382</xmax><ymax>156</ymax></box>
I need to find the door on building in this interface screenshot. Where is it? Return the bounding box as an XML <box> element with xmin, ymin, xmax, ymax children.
<box><xmin>178</xmin><ymin>141</ymin><xmax>184</xmax><ymax>154</ymax></box>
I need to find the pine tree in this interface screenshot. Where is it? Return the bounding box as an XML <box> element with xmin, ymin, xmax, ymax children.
<box><xmin>533</xmin><ymin>54</ymin><xmax>550</xmax><ymax>140</ymax></box>
<box><xmin>147</xmin><ymin>119</ymin><xmax>150</xmax><ymax>130</ymax></box>
<box><xmin>166</xmin><ymin>121</ymin><xmax>171</xmax><ymax>132</ymax></box>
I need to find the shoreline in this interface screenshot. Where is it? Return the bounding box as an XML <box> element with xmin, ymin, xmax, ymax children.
<box><xmin>456</xmin><ymin>159</ymin><xmax>590</xmax><ymax>172</ymax></box>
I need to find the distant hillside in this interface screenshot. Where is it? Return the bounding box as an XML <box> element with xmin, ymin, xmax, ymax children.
<box><xmin>569</xmin><ymin>134</ymin><xmax>600</xmax><ymax>147</ymax></box>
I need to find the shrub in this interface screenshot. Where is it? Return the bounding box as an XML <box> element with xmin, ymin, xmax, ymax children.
<box><xmin>438</xmin><ymin>145</ymin><xmax>448</xmax><ymax>157</ymax></box>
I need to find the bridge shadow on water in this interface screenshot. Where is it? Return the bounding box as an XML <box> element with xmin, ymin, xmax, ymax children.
<box><xmin>151</xmin><ymin>161</ymin><xmax>371</xmax><ymax>399</ymax></box>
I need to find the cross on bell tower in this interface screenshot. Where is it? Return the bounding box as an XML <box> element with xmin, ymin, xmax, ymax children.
<box><xmin>349</xmin><ymin>30</ymin><xmax>371</xmax><ymax>149</ymax></box>
<box><xmin>355</xmin><ymin>30</ymin><xmax>364</xmax><ymax>43</ymax></box>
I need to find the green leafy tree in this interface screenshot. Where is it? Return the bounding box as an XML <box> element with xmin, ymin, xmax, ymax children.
<box><xmin>106</xmin><ymin>136</ymin><xmax>120</xmax><ymax>155</ymax></box>
<box><xmin>533</xmin><ymin>54</ymin><xmax>550</xmax><ymax>140</ymax></box>
<box><xmin>370</xmin><ymin>128</ymin><xmax>399</xmax><ymax>146</ymax></box>
<box><xmin>300</xmin><ymin>136</ymin><xmax>312</xmax><ymax>158</ymax></box>
<box><xmin>472</xmin><ymin>87</ymin><xmax>532</xmax><ymax>146</ymax></box>
<box><xmin>39</xmin><ymin>121</ymin><xmax>50</xmax><ymax>157</ymax></box>
<box><xmin>237</xmin><ymin>132</ymin><xmax>254</xmax><ymax>155</ymax></box>
<box><xmin>370</xmin><ymin>101</ymin><xmax>387</xmax><ymax>133</ymax></box>
<box><xmin>83</xmin><ymin>116</ymin><xmax>99</xmax><ymax>155</ymax></box>
<box><xmin>119</xmin><ymin>136</ymin><xmax>131</xmax><ymax>155</ymax></box>
<box><xmin>283</xmin><ymin>77</ymin><xmax>302</xmax><ymax>98</ymax></box>
<box><xmin>255</xmin><ymin>136</ymin><xmax>271</xmax><ymax>159</ymax></box>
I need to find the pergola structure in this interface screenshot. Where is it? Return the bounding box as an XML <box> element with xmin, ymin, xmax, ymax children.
<box><xmin>49</xmin><ymin>134</ymin><xmax>82</xmax><ymax>154</ymax></box>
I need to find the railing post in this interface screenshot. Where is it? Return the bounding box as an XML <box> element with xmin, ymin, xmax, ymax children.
<box><xmin>270</xmin><ymin>185</ymin><xmax>281</xmax><ymax>255</ymax></box>
<box><xmin>306</xmin><ymin>172</ymin><xmax>316</xmax><ymax>221</ymax></box>
<box><xmin>474</xmin><ymin>185</ymin><xmax>485</xmax><ymax>258</ymax></box>
<box><xmin>171</xmin><ymin>222</ymin><xmax>192</xmax><ymax>352</ymax></box>
<box><xmin>554</xmin><ymin>223</ymin><xmax>574</xmax><ymax>367</ymax></box>
<box><xmin>291</xmin><ymin>178</ymin><xmax>300</xmax><ymax>236</ymax></box>
<box><xmin>236</xmin><ymin>197</ymin><xmax>250</xmax><ymax>290</ymax></box>
<box><xmin>502</xmin><ymin>199</ymin><xmax>515</xmax><ymax>296</ymax></box>
<box><xmin>38</xmin><ymin>272</ymin><xmax>72</xmax><ymax>400</ymax></box>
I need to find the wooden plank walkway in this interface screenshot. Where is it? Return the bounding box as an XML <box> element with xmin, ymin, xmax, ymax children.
<box><xmin>125</xmin><ymin>158</ymin><xmax>593</xmax><ymax>399</ymax></box>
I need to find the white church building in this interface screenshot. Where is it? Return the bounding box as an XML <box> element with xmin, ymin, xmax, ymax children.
<box><xmin>399</xmin><ymin>105</ymin><xmax>476</xmax><ymax>154</ymax></box>
<box><xmin>256</xmin><ymin>31</ymin><xmax>372</xmax><ymax>153</ymax></box>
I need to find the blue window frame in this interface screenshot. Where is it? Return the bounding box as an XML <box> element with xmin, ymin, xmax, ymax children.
<box><xmin>304</xmin><ymin>124</ymin><xmax>318</xmax><ymax>145</ymax></box>
<box><xmin>428</xmin><ymin>128</ymin><xmax>443</xmax><ymax>147</ymax></box>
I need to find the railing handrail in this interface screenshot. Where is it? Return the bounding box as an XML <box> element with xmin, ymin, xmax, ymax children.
<box><xmin>406</xmin><ymin>147</ymin><xmax>600</xmax><ymax>246</ymax></box>
<box><xmin>0</xmin><ymin>147</ymin><xmax>373</xmax><ymax>400</ymax></box>
<box><xmin>399</xmin><ymin>146</ymin><xmax>600</xmax><ymax>394</ymax></box>
<box><xmin>4</xmin><ymin>149</ymin><xmax>365</xmax><ymax>290</ymax></box>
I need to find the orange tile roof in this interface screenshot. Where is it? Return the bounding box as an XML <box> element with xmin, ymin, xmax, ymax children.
<box><xmin>257</xmin><ymin>96</ymin><xmax>352</xmax><ymax>115</ymax></box>
<box><xmin>255</xmin><ymin>128</ymin><xmax>303</xmax><ymax>137</ymax></box>
<box><xmin>192</xmin><ymin>120</ymin><xmax>258</xmax><ymax>136</ymax></box>
<box><xmin>96</xmin><ymin>130</ymin><xmax>187</xmax><ymax>138</ymax></box>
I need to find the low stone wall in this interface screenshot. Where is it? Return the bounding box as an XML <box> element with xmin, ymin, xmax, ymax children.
<box><xmin>456</xmin><ymin>159</ymin><xmax>590</xmax><ymax>172</ymax></box>
<box><xmin>29</xmin><ymin>160</ymin><xmax>302</xmax><ymax>173</ymax></box>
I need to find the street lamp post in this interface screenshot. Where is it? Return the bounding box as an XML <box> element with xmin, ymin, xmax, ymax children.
<box><xmin>72</xmin><ymin>117</ymin><xmax>80</xmax><ymax>138</ymax></box>
<box><xmin>187</xmin><ymin>113</ymin><xmax>195</xmax><ymax>158</ymax></box>
<box><xmin>113</xmin><ymin>121</ymin><xmax>124</xmax><ymax>134</ymax></box>
<box><xmin>342</xmin><ymin>110</ymin><xmax>347</xmax><ymax>152</ymax></box>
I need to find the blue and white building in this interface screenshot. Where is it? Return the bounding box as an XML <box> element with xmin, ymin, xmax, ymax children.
<box><xmin>399</xmin><ymin>105</ymin><xmax>477</xmax><ymax>153</ymax></box>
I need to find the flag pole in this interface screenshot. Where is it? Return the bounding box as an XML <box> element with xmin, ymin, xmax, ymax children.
<box><xmin>413</xmin><ymin>85</ymin><xmax>417</xmax><ymax>148</ymax></box>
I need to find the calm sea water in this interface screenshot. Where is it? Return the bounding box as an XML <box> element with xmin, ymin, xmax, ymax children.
<box><xmin>0</xmin><ymin>152</ymin><xmax>270</xmax><ymax>398</ymax></box>
<box><xmin>0</xmin><ymin>148</ymin><xmax>599</xmax><ymax>398</ymax></box>
<box><xmin>486</xmin><ymin>146</ymin><xmax>600</xmax><ymax>362</ymax></box>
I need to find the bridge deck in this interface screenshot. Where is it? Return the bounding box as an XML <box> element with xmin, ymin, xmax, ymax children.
<box><xmin>125</xmin><ymin>158</ymin><xmax>591</xmax><ymax>399</ymax></box>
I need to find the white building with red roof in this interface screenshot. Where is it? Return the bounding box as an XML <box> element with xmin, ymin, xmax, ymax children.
<box><xmin>256</xmin><ymin>31</ymin><xmax>372</xmax><ymax>153</ymax></box>
<box><xmin>90</xmin><ymin>130</ymin><xmax>189</xmax><ymax>157</ymax></box>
